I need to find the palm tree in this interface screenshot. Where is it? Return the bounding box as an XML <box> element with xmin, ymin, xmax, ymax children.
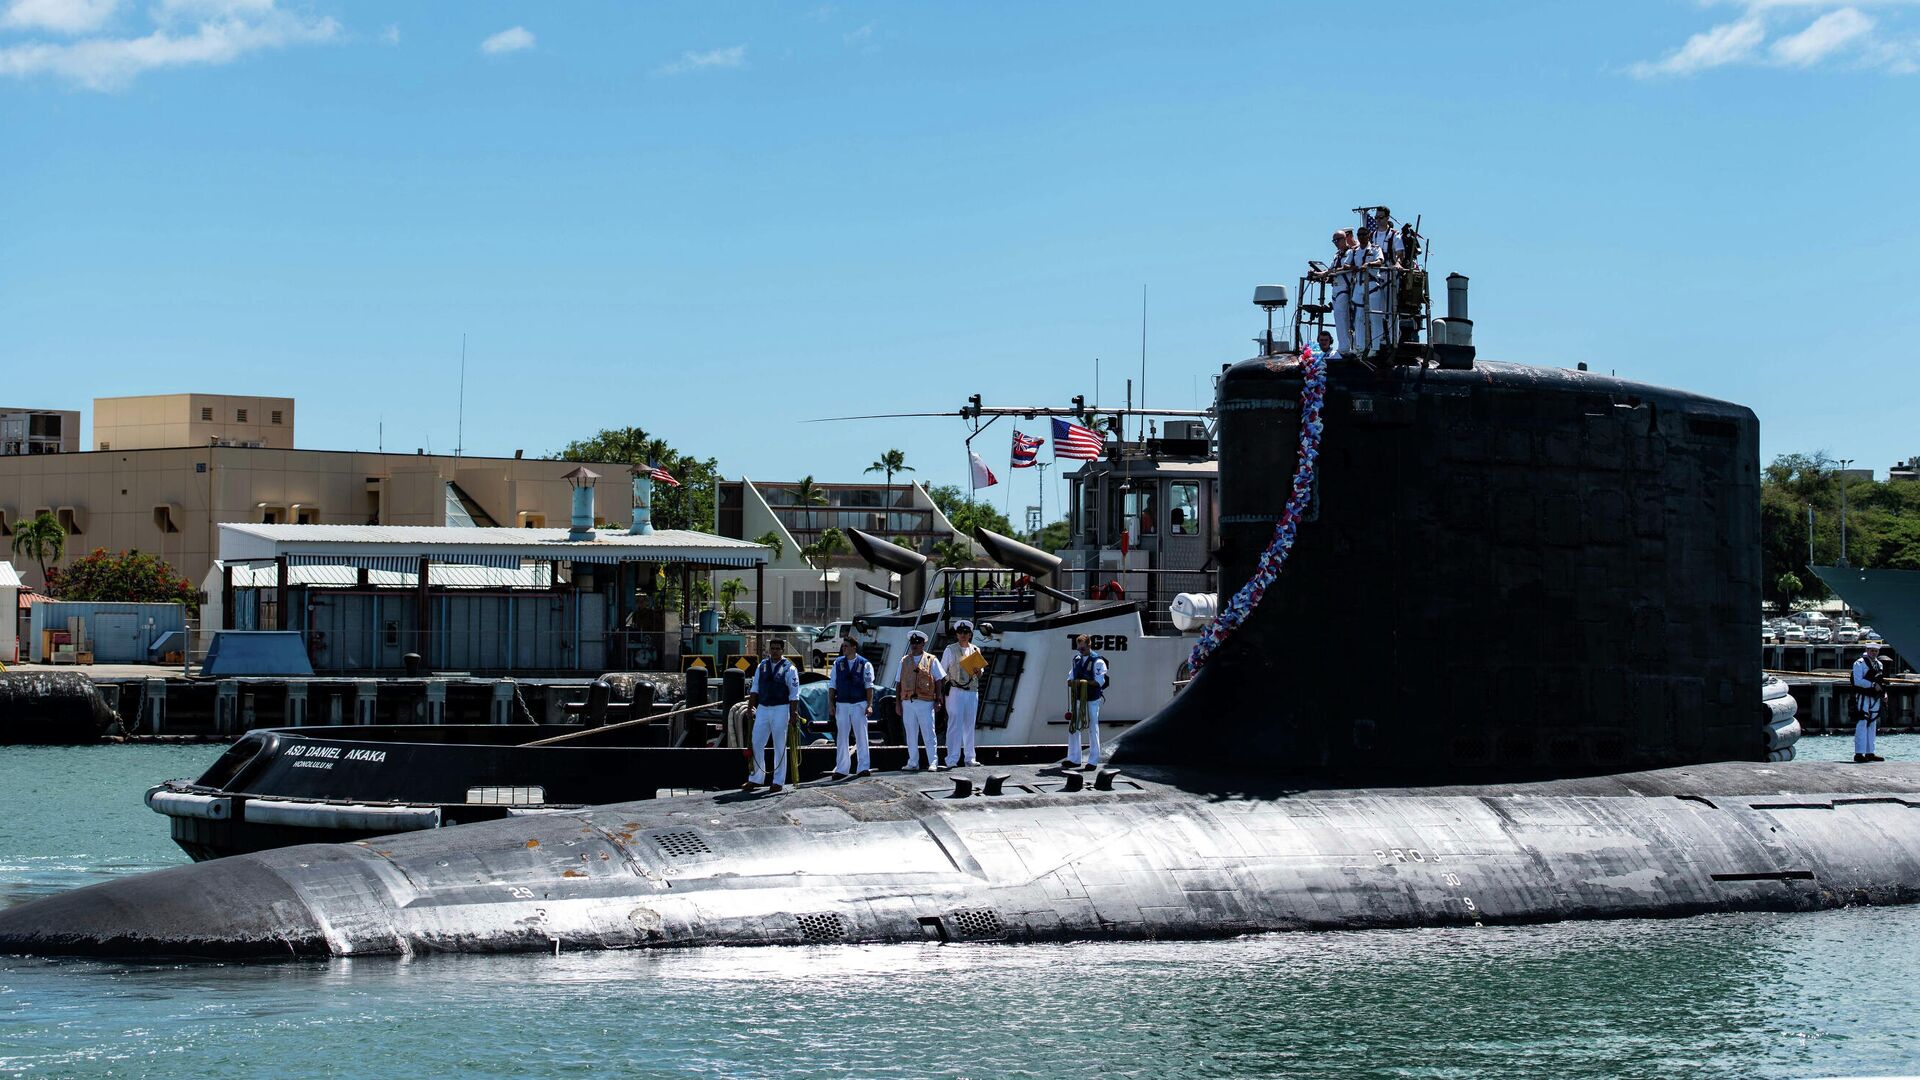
<box><xmin>864</xmin><ymin>449</ymin><xmax>913</xmax><ymax>530</ymax></box>
<box><xmin>752</xmin><ymin>530</ymin><xmax>785</xmax><ymax>562</ymax></box>
<box><xmin>10</xmin><ymin>511</ymin><xmax>65</xmax><ymax>589</ymax></box>
<box><xmin>718</xmin><ymin>577</ymin><xmax>747</xmax><ymax>621</ymax></box>
<box><xmin>790</xmin><ymin>475</ymin><xmax>828</xmax><ymax>535</ymax></box>
<box><xmin>803</xmin><ymin>527</ymin><xmax>850</xmax><ymax>622</ymax></box>
<box><xmin>930</xmin><ymin>537</ymin><xmax>972</xmax><ymax>571</ymax></box>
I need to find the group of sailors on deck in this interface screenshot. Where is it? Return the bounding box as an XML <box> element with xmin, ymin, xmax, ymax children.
<box><xmin>740</xmin><ymin>625</ymin><xmax>1110</xmax><ymax>792</ymax></box>
<box><xmin>1307</xmin><ymin>205</ymin><xmax>1423</xmax><ymax>359</ymax></box>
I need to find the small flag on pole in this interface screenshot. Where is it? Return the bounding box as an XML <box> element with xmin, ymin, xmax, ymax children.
<box><xmin>1051</xmin><ymin>417</ymin><xmax>1105</xmax><ymax>461</ymax></box>
<box><xmin>1011</xmin><ymin>430</ymin><xmax>1043</xmax><ymax>469</ymax></box>
<box><xmin>648</xmin><ymin>462</ymin><xmax>681</xmax><ymax>488</ymax></box>
<box><xmin>969</xmin><ymin>450</ymin><xmax>999</xmax><ymax>489</ymax></box>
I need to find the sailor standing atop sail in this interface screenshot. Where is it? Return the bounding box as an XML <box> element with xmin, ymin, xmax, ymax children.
<box><xmin>1065</xmin><ymin>634</ymin><xmax>1109</xmax><ymax>770</ymax></box>
<box><xmin>1852</xmin><ymin>642</ymin><xmax>1888</xmax><ymax>763</ymax></box>
<box><xmin>744</xmin><ymin>638</ymin><xmax>801</xmax><ymax>792</ymax></box>
<box><xmin>828</xmin><ymin>637</ymin><xmax>875</xmax><ymax>780</ymax></box>
<box><xmin>941</xmin><ymin>620</ymin><xmax>986</xmax><ymax>768</ymax></box>
<box><xmin>1353</xmin><ymin>225</ymin><xmax>1389</xmax><ymax>356</ymax></box>
<box><xmin>1310</xmin><ymin>230</ymin><xmax>1357</xmax><ymax>357</ymax></box>
<box><xmin>895</xmin><ymin>630</ymin><xmax>946</xmax><ymax>772</ymax></box>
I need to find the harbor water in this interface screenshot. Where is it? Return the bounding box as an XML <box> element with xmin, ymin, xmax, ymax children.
<box><xmin>3</xmin><ymin>738</ymin><xmax>1919</xmax><ymax>1078</ymax></box>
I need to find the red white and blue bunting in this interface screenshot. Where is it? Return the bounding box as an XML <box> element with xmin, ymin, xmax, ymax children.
<box><xmin>1187</xmin><ymin>345</ymin><xmax>1327</xmax><ymax>674</ymax></box>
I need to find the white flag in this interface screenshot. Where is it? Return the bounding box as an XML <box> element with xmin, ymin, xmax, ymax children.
<box><xmin>969</xmin><ymin>450</ymin><xmax>998</xmax><ymax>489</ymax></box>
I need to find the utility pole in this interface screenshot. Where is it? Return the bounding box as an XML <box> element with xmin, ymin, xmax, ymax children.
<box><xmin>1838</xmin><ymin>459</ymin><xmax>1854</xmax><ymax>567</ymax></box>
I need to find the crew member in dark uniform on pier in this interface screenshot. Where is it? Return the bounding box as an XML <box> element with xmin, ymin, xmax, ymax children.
<box><xmin>744</xmin><ymin>638</ymin><xmax>801</xmax><ymax>791</ymax></box>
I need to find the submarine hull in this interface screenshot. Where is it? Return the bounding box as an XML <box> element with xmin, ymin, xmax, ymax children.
<box><xmin>6</xmin><ymin>761</ymin><xmax>1919</xmax><ymax>959</ymax></box>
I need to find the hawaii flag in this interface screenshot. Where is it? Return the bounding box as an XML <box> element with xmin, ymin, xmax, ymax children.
<box><xmin>969</xmin><ymin>450</ymin><xmax>998</xmax><ymax>489</ymax></box>
<box><xmin>1050</xmin><ymin>416</ymin><xmax>1105</xmax><ymax>461</ymax></box>
<box><xmin>1010</xmin><ymin>429</ymin><xmax>1043</xmax><ymax>469</ymax></box>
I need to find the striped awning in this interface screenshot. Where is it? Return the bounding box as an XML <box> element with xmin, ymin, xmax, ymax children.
<box><xmin>288</xmin><ymin>554</ymin><xmax>525</xmax><ymax>572</ymax></box>
<box><xmin>555</xmin><ymin>551</ymin><xmax>763</xmax><ymax>567</ymax></box>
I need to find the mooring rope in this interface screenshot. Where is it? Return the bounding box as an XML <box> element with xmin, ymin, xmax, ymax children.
<box><xmin>1186</xmin><ymin>345</ymin><xmax>1328</xmax><ymax>674</ymax></box>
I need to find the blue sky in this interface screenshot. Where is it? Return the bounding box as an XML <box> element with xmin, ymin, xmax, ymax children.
<box><xmin>3</xmin><ymin>0</ymin><xmax>1916</xmax><ymax>515</ymax></box>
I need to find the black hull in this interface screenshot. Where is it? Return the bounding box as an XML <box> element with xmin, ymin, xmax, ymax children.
<box><xmin>155</xmin><ymin>726</ymin><xmax>1069</xmax><ymax>860</ymax></box>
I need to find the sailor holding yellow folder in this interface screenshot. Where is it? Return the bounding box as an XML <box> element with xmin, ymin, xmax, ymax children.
<box><xmin>942</xmin><ymin>620</ymin><xmax>988</xmax><ymax>767</ymax></box>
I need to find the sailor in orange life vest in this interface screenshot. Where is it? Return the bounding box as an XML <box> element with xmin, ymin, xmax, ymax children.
<box><xmin>1065</xmin><ymin>633</ymin><xmax>1110</xmax><ymax>770</ymax></box>
<box><xmin>743</xmin><ymin>638</ymin><xmax>801</xmax><ymax>792</ymax></box>
<box><xmin>894</xmin><ymin>629</ymin><xmax>946</xmax><ymax>772</ymax></box>
<box><xmin>828</xmin><ymin>636</ymin><xmax>875</xmax><ymax>779</ymax></box>
<box><xmin>941</xmin><ymin>620</ymin><xmax>986</xmax><ymax>768</ymax></box>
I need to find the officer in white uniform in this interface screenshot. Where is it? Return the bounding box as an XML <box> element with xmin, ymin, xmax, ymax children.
<box><xmin>1311</xmin><ymin>230</ymin><xmax>1356</xmax><ymax>357</ymax></box>
<box><xmin>1353</xmin><ymin>226</ymin><xmax>1388</xmax><ymax>356</ymax></box>
<box><xmin>1852</xmin><ymin>642</ymin><xmax>1888</xmax><ymax>763</ymax></box>
<box><xmin>744</xmin><ymin>638</ymin><xmax>801</xmax><ymax>792</ymax></box>
<box><xmin>895</xmin><ymin>630</ymin><xmax>946</xmax><ymax>772</ymax></box>
<box><xmin>828</xmin><ymin>636</ymin><xmax>875</xmax><ymax>779</ymax></box>
<box><xmin>941</xmin><ymin>620</ymin><xmax>985</xmax><ymax>767</ymax></box>
<box><xmin>1065</xmin><ymin>634</ymin><xmax>1109</xmax><ymax>769</ymax></box>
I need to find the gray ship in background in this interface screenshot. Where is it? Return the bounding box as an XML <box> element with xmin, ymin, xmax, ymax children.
<box><xmin>3</xmin><ymin>225</ymin><xmax>1917</xmax><ymax>961</ymax></box>
<box><xmin>1812</xmin><ymin>564</ymin><xmax>1920</xmax><ymax>664</ymax></box>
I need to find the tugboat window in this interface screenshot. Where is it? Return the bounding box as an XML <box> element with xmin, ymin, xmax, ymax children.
<box><xmin>1169</xmin><ymin>482</ymin><xmax>1200</xmax><ymax>535</ymax></box>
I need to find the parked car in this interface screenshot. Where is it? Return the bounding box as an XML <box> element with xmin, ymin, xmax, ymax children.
<box><xmin>1782</xmin><ymin>627</ymin><xmax>1807</xmax><ymax>644</ymax></box>
<box><xmin>810</xmin><ymin>621</ymin><xmax>857</xmax><ymax>665</ymax></box>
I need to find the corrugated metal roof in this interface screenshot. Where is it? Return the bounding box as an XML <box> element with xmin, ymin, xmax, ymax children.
<box><xmin>217</xmin><ymin>524</ymin><xmax>769</xmax><ymax>567</ymax></box>
<box><xmin>0</xmin><ymin>563</ymin><xmax>21</xmax><ymax>589</ymax></box>
<box><xmin>219</xmin><ymin>562</ymin><xmax>554</xmax><ymax>589</ymax></box>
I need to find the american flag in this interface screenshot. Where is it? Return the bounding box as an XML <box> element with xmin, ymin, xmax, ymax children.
<box><xmin>1010</xmin><ymin>430</ymin><xmax>1044</xmax><ymax>469</ymax></box>
<box><xmin>1051</xmin><ymin>417</ymin><xmax>1105</xmax><ymax>461</ymax></box>
<box><xmin>648</xmin><ymin>462</ymin><xmax>681</xmax><ymax>488</ymax></box>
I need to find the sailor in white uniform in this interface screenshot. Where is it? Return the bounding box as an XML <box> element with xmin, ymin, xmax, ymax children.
<box><xmin>1065</xmin><ymin>634</ymin><xmax>1109</xmax><ymax>770</ymax></box>
<box><xmin>894</xmin><ymin>630</ymin><xmax>946</xmax><ymax>772</ymax></box>
<box><xmin>744</xmin><ymin>638</ymin><xmax>801</xmax><ymax>792</ymax></box>
<box><xmin>1852</xmin><ymin>641</ymin><xmax>1888</xmax><ymax>763</ymax></box>
<box><xmin>1311</xmin><ymin>230</ymin><xmax>1357</xmax><ymax>357</ymax></box>
<box><xmin>941</xmin><ymin>620</ymin><xmax>985</xmax><ymax>767</ymax></box>
<box><xmin>828</xmin><ymin>636</ymin><xmax>875</xmax><ymax>779</ymax></box>
<box><xmin>1353</xmin><ymin>226</ymin><xmax>1388</xmax><ymax>356</ymax></box>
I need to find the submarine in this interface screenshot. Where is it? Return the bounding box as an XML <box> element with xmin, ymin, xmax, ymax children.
<box><xmin>6</xmin><ymin>275</ymin><xmax>1920</xmax><ymax>959</ymax></box>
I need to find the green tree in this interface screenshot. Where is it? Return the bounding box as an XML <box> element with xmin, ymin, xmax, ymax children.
<box><xmin>718</xmin><ymin>577</ymin><xmax>747</xmax><ymax>621</ymax></box>
<box><xmin>803</xmin><ymin>527</ymin><xmax>850</xmax><ymax>618</ymax></box>
<box><xmin>45</xmin><ymin>548</ymin><xmax>197</xmax><ymax>605</ymax></box>
<box><xmin>1775</xmin><ymin>571</ymin><xmax>1803</xmax><ymax>605</ymax></box>
<box><xmin>864</xmin><ymin>449</ymin><xmax>913</xmax><ymax>523</ymax></box>
<box><xmin>924</xmin><ymin>483</ymin><xmax>1015</xmax><ymax>539</ymax></box>
<box><xmin>930</xmin><ymin>537</ymin><xmax>974</xmax><ymax>571</ymax></box>
<box><xmin>752</xmin><ymin>530</ymin><xmax>785</xmax><ymax>562</ymax></box>
<box><xmin>554</xmin><ymin>426</ymin><xmax>720</xmax><ymax>532</ymax></box>
<box><xmin>789</xmin><ymin>476</ymin><xmax>828</xmax><ymax>534</ymax></box>
<box><xmin>1034</xmin><ymin>519</ymin><xmax>1072</xmax><ymax>553</ymax></box>
<box><xmin>9</xmin><ymin>511</ymin><xmax>65</xmax><ymax>587</ymax></box>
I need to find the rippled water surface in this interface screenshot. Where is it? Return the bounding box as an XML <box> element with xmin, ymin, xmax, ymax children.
<box><xmin>2</xmin><ymin>737</ymin><xmax>1918</xmax><ymax>1079</ymax></box>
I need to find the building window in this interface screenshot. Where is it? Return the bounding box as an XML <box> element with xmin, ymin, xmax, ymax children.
<box><xmin>294</xmin><ymin>507</ymin><xmax>319</xmax><ymax>525</ymax></box>
<box><xmin>271</xmin><ymin>410</ymin><xmax>283</xmax><ymax>425</ymax></box>
<box><xmin>236</xmin><ymin>409</ymin><xmax>248</xmax><ymax>423</ymax></box>
<box><xmin>1169</xmin><ymin>482</ymin><xmax>1200</xmax><ymax>536</ymax></box>
<box><xmin>792</xmin><ymin>589</ymin><xmax>842</xmax><ymax>625</ymax></box>
<box><xmin>200</xmin><ymin>407</ymin><xmax>213</xmax><ymax>421</ymax></box>
<box><xmin>98</xmin><ymin>442</ymin><xmax>110</xmax><ymax>450</ymax></box>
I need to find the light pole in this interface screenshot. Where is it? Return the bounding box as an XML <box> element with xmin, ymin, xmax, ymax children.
<box><xmin>1837</xmin><ymin>459</ymin><xmax>1854</xmax><ymax>567</ymax></box>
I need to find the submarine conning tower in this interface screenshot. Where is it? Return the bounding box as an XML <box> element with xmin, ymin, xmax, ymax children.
<box><xmin>1115</xmin><ymin>357</ymin><xmax>1762</xmax><ymax>782</ymax></box>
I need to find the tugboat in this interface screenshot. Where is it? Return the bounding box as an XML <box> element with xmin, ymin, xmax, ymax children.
<box><xmin>16</xmin><ymin>213</ymin><xmax>1902</xmax><ymax>961</ymax></box>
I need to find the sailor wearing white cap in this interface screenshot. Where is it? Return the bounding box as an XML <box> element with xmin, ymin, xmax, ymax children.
<box><xmin>895</xmin><ymin>629</ymin><xmax>946</xmax><ymax>772</ymax></box>
<box><xmin>1065</xmin><ymin>634</ymin><xmax>1109</xmax><ymax>770</ymax></box>
<box><xmin>1310</xmin><ymin>230</ymin><xmax>1357</xmax><ymax>357</ymax></box>
<box><xmin>941</xmin><ymin>620</ymin><xmax>986</xmax><ymax>767</ymax></box>
<box><xmin>1353</xmin><ymin>226</ymin><xmax>1388</xmax><ymax>356</ymax></box>
<box><xmin>828</xmin><ymin>636</ymin><xmax>875</xmax><ymax>779</ymax></box>
<box><xmin>744</xmin><ymin>638</ymin><xmax>801</xmax><ymax>792</ymax></box>
<box><xmin>1852</xmin><ymin>642</ymin><xmax>1888</xmax><ymax>763</ymax></box>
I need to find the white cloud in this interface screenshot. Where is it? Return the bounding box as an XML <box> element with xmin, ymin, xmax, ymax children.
<box><xmin>1770</xmin><ymin>6</ymin><xmax>1875</xmax><ymax>62</ymax></box>
<box><xmin>479</xmin><ymin>25</ymin><xmax>532</xmax><ymax>55</ymax></box>
<box><xmin>379</xmin><ymin>22</ymin><xmax>397</xmax><ymax>46</ymax></box>
<box><xmin>654</xmin><ymin>43</ymin><xmax>744</xmax><ymax>76</ymax></box>
<box><xmin>0</xmin><ymin>0</ymin><xmax>336</xmax><ymax>90</ymax></box>
<box><xmin>0</xmin><ymin>0</ymin><xmax>116</xmax><ymax>34</ymax></box>
<box><xmin>1629</xmin><ymin>16</ymin><xmax>1766</xmax><ymax>76</ymax></box>
<box><xmin>844</xmin><ymin>22</ymin><xmax>875</xmax><ymax>49</ymax></box>
<box><xmin>1630</xmin><ymin>1</ymin><xmax>1917</xmax><ymax>76</ymax></box>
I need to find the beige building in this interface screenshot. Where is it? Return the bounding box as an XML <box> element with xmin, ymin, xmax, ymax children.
<box><xmin>0</xmin><ymin>446</ymin><xmax>623</xmax><ymax>591</ymax></box>
<box><xmin>94</xmin><ymin>394</ymin><xmax>297</xmax><ymax>451</ymax></box>
<box><xmin>0</xmin><ymin>408</ymin><xmax>81</xmax><ymax>456</ymax></box>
